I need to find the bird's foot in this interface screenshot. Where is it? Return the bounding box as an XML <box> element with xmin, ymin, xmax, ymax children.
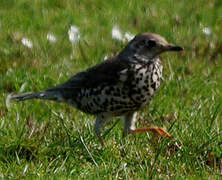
<box><xmin>130</xmin><ymin>126</ymin><xmax>172</xmax><ymax>139</ymax></box>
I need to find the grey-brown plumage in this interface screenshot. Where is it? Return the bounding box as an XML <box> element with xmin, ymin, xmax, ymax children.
<box><xmin>11</xmin><ymin>33</ymin><xmax>183</xmax><ymax>146</ymax></box>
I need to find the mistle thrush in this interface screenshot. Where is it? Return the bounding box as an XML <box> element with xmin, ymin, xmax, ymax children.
<box><xmin>11</xmin><ymin>33</ymin><xmax>183</xmax><ymax>146</ymax></box>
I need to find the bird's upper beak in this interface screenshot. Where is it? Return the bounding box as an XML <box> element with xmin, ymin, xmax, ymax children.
<box><xmin>164</xmin><ymin>44</ymin><xmax>183</xmax><ymax>51</ymax></box>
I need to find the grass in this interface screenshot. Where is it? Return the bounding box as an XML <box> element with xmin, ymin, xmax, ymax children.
<box><xmin>1</xmin><ymin>0</ymin><xmax>222</xmax><ymax>178</ymax></box>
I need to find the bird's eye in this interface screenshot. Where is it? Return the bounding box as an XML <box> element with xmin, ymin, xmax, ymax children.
<box><xmin>139</xmin><ymin>39</ymin><xmax>146</xmax><ymax>46</ymax></box>
<box><xmin>146</xmin><ymin>40</ymin><xmax>156</xmax><ymax>48</ymax></box>
<box><xmin>134</xmin><ymin>39</ymin><xmax>146</xmax><ymax>49</ymax></box>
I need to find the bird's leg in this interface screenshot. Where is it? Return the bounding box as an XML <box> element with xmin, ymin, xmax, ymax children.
<box><xmin>94</xmin><ymin>115</ymin><xmax>105</xmax><ymax>146</ymax></box>
<box><xmin>123</xmin><ymin>112</ymin><xmax>172</xmax><ymax>139</ymax></box>
<box><xmin>94</xmin><ymin>113</ymin><xmax>111</xmax><ymax>146</ymax></box>
<box><xmin>122</xmin><ymin>111</ymin><xmax>137</xmax><ymax>137</ymax></box>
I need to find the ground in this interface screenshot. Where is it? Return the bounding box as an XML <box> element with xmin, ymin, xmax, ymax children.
<box><xmin>0</xmin><ymin>0</ymin><xmax>222</xmax><ymax>179</ymax></box>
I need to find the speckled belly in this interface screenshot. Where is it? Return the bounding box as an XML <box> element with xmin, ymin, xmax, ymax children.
<box><xmin>68</xmin><ymin>62</ymin><xmax>162</xmax><ymax>114</ymax></box>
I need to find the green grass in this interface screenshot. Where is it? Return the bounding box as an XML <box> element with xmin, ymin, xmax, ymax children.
<box><xmin>1</xmin><ymin>0</ymin><xmax>222</xmax><ymax>178</ymax></box>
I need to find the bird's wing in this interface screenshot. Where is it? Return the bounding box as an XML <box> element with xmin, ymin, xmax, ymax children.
<box><xmin>46</xmin><ymin>56</ymin><xmax>130</xmax><ymax>91</ymax></box>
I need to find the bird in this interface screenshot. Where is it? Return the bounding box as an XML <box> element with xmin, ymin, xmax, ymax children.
<box><xmin>10</xmin><ymin>32</ymin><xmax>183</xmax><ymax>146</ymax></box>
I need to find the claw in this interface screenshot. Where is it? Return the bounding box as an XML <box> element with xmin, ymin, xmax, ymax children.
<box><xmin>130</xmin><ymin>126</ymin><xmax>172</xmax><ymax>139</ymax></box>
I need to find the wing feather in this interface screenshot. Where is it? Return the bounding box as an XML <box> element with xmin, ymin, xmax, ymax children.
<box><xmin>46</xmin><ymin>56</ymin><xmax>130</xmax><ymax>91</ymax></box>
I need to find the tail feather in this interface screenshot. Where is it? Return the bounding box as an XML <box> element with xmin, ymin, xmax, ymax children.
<box><xmin>10</xmin><ymin>91</ymin><xmax>62</xmax><ymax>102</ymax></box>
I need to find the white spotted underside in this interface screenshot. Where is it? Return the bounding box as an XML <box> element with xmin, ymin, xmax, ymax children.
<box><xmin>68</xmin><ymin>58</ymin><xmax>163</xmax><ymax>115</ymax></box>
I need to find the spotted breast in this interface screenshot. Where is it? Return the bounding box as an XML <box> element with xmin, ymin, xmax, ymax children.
<box><xmin>71</xmin><ymin>58</ymin><xmax>162</xmax><ymax>115</ymax></box>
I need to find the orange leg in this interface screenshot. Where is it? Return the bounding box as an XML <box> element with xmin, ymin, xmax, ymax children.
<box><xmin>130</xmin><ymin>126</ymin><xmax>172</xmax><ymax>139</ymax></box>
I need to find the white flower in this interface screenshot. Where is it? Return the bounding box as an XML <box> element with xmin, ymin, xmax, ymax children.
<box><xmin>68</xmin><ymin>25</ymin><xmax>80</xmax><ymax>43</ymax></box>
<box><xmin>47</xmin><ymin>33</ymin><xmax>56</xmax><ymax>43</ymax></box>
<box><xmin>202</xmin><ymin>27</ymin><xmax>211</xmax><ymax>35</ymax></box>
<box><xmin>21</xmin><ymin>38</ymin><xmax>33</xmax><ymax>48</ymax></box>
<box><xmin>124</xmin><ymin>32</ymin><xmax>134</xmax><ymax>41</ymax></box>
<box><xmin>103</xmin><ymin>55</ymin><xmax>108</xmax><ymax>60</ymax></box>
<box><xmin>112</xmin><ymin>26</ymin><xmax>122</xmax><ymax>40</ymax></box>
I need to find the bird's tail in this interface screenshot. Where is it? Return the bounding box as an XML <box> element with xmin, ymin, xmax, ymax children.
<box><xmin>10</xmin><ymin>90</ymin><xmax>63</xmax><ymax>102</ymax></box>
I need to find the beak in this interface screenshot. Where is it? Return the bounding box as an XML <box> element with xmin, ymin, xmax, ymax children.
<box><xmin>165</xmin><ymin>44</ymin><xmax>183</xmax><ymax>51</ymax></box>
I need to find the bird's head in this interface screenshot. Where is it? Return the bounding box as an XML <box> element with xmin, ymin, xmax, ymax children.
<box><xmin>120</xmin><ymin>33</ymin><xmax>183</xmax><ymax>62</ymax></box>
